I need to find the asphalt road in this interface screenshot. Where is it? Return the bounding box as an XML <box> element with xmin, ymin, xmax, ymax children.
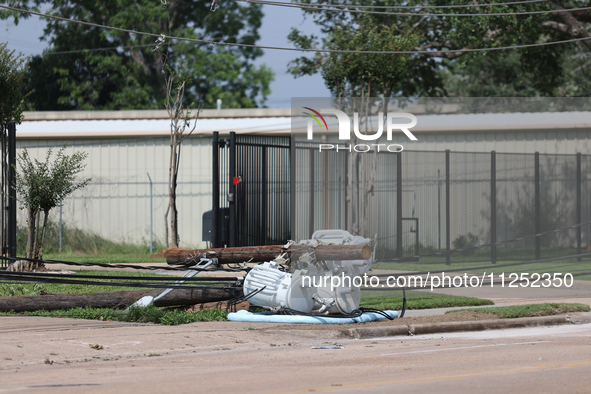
<box><xmin>1</xmin><ymin>316</ymin><xmax>590</xmax><ymax>393</ymax></box>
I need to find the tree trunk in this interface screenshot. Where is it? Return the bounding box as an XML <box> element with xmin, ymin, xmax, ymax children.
<box><xmin>37</xmin><ymin>209</ymin><xmax>50</xmax><ymax>263</ymax></box>
<box><xmin>23</xmin><ymin>206</ymin><xmax>37</xmax><ymax>271</ymax></box>
<box><xmin>167</xmin><ymin>244</ymin><xmax>372</xmax><ymax>265</ymax></box>
<box><xmin>170</xmin><ymin>144</ymin><xmax>180</xmax><ymax>247</ymax></box>
<box><xmin>16</xmin><ymin>208</ymin><xmax>39</xmax><ymax>271</ymax></box>
<box><xmin>32</xmin><ymin>210</ymin><xmax>41</xmax><ymax>259</ymax></box>
<box><xmin>164</xmin><ymin>204</ymin><xmax>170</xmax><ymax>248</ymax></box>
<box><xmin>168</xmin><ymin>97</ymin><xmax>180</xmax><ymax>248</ymax></box>
<box><xmin>0</xmin><ymin>287</ymin><xmax>242</xmax><ymax>312</ymax></box>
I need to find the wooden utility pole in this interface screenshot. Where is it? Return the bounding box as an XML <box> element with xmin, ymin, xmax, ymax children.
<box><xmin>0</xmin><ymin>287</ymin><xmax>241</xmax><ymax>312</ymax></box>
<box><xmin>167</xmin><ymin>244</ymin><xmax>372</xmax><ymax>265</ymax></box>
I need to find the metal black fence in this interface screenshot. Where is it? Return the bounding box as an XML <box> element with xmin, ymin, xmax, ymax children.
<box><xmin>1</xmin><ymin>122</ymin><xmax>17</xmax><ymax>267</ymax></box>
<box><xmin>212</xmin><ymin>134</ymin><xmax>591</xmax><ymax>263</ymax></box>
<box><xmin>212</xmin><ymin>132</ymin><xmax>292</xmax><ymax>248</ymax></box>
<box><xmin>296</xmin><ymin>146</ymin><xmax>591</xmax><ymax>264</ymax></box>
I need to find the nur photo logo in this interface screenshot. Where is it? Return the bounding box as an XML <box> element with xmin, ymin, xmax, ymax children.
<box><xmin>302</xmin><ymin>107</ymin><xmax>418</xmax><ymax>152</ymax></box>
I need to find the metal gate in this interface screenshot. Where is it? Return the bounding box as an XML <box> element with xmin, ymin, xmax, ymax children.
<box><xmin>211</xmin><ymin>132</ymin><xmax>293</xmax><ymax>248</ymax></box>
<box><xmin>1</xmin><ymin>122</ymin><xmax>17</xmax><ymax>266</ymax></box>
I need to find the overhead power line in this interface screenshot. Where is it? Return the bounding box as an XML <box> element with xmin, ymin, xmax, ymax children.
<box><xmin>244</xmin><ymin>0</ymin><xmax>553</xmax><ymax>9</ymax></box>
<box><xmin>2</xmin><ymin>4</ymin><xmax>590</xmax><ymax>56</ymax></box>
<box><xmin>46</xmin><ymin>44</ymin><xmax>155</xmax><ymax>55</ymax></box>
<box><xmin>240</xmin><ymin>0</ymin><xmax>591</xmax><ymax>17</ymax></box>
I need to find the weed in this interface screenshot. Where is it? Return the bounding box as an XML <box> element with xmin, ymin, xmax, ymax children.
<box><xmin>0</xmin><ymin>283</ymin><xmax>46</xmax><ymax>297</ymax></box>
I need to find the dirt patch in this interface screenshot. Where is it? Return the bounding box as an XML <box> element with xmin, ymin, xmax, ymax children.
<box><xmin>261</xmin><ymin>310</ymin><xmax>498</xmax><ymax>331</ymax></box>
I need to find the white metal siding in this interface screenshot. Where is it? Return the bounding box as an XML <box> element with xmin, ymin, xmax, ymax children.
<box><xmin>16</xmin><ymin>136</ymin><xmax>213</xmax><ymax>249</ymax></box>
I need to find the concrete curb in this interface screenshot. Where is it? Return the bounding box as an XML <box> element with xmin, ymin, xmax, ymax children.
<box><xmin>340</xmin><ymin>312</ymin><xmax>591</xmax><ymax>339</ymax></box>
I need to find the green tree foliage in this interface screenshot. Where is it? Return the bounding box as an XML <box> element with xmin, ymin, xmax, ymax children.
<box><xmin>288</xmin><ymin>1</ymin><xmax>444</xmax><ymax>97</ymax></box>
<box><xmin>289</xmin><ymin>0</ymin><xmax>590</xmax><ymax>98</ymax></box>
<box><xmin>0</xmin><ymin>42</ymin><xmax>28</xmax><ymax>123</ymax></box>
<box><xmin>12</xmin><ymin>145</ymin><xmax>90</xmax><ymax>270</ymax></box>
<box><xmin>441</xmin><ymin>47</ymin><xmax>591</xmax><ymax>97</ymax></box>
<box><xmin>439</xmin><ymin>0</ymin><xmax>591</xmax><ymax>96</ymax></box>
<box><xmin>3</xmin><ymin>0</ymin><xmax>274</xmax><ymax>110</ymax></box>
<box><xmin>290</xmin><ymin>16</ymin><xmax>418</xmax><ymax>98</ymax></box>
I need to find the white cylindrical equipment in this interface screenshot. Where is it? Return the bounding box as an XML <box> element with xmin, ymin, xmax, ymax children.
<box><xmin>243</xmin><ymin>262</ymin><xmax>315</xmax><ymax>313</ymax></box>
<box><xmin>312</xmin><ymin>272</ymin><xmax>361</xmax><ymax>314</ymax></box>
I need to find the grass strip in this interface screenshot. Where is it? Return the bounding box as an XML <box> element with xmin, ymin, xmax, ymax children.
<box><xmin>360</xmin><ymin>290</ymin><xmax>493</xmax><ymax>310</ymax></box>
<box><xmin>446</xmin><ymin>303</ymin><xmax>590</xmax><ymax>318</ymax></box>
<box><xmin>0</xmin><ymin>305</ymin><xmax>229</xmax><ymax>325</ymax></box>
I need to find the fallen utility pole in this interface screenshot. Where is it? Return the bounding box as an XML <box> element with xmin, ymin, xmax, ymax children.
<box><xmin>166</xmin><ymin>244</ymin><xmax>372</xmax><ymax>265</ymax></box>
<box><xmin>0</xmin><ymin>287</ymin><xmax>242</xmax><ymax>312</ymax></box>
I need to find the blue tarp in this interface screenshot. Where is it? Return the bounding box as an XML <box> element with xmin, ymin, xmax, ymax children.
<box><xmin>228</xmin><ymin>309</ymin><xmax>398</xmax><ymax>324</ymax></box>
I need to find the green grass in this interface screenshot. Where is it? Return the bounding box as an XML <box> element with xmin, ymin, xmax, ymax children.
<box><xmin>17</xmin><ymin>221</ymin><xmax>165</xmax><ymax>258</ymax></box>
<box><xmin>447</xmin><ymin>303</ymin><xmax>590</xmax><ymax>318</ymax></box>
<box><xmin>360</xmin><ymin>290</ymin><xmax>494</xmax><ymax>310</ymax></box>
<box><xmin>43</xmin><ymin>253</ymin><xmax>164</xmax><ymax>264</ymax></box>
<box><xmin>0</xmin><ymin>305</ymin><xmax>230</xmax><ymax>325</ymax></box>
<box><xmin>373</xmin><ymin>254</ymin><xmax>591</xmax><ymax>281</ymax></box>
<box><xmin>388</xmin><ymin>247</ymin><xmax>582</xmax><ymax>265</ymax></box>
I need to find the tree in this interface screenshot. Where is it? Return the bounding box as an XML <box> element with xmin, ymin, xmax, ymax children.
<box><xmin>288</xmin><ymin>5</ymin><xmax>444</xmax><ymax>97</ymax></box>
<box><xmin>288</xmin><ymin>0</ymin><xmax>591</xmax><ymax>98</ymax></box>
<box><xmin>164</xmin><ymin>67</ymin><xmax>201</xmax><ymax>248</ymax></box>
<box><xmin>0</xmin><ymin>42</ymin><xmax>28</xmax><ymax>123</ymax></box>
<box><xmin>436</xmin><ymin>0</ymin><xmax>591</xmax><ymax>97</ymax></box>
<box><xmin>440</xmin><ymin>46</ymin><xmax>591</xmax><ymax>98</ymax></box>
<box><xmin>9</xmin><ymin>145</ymin><xmax>90</xmax><ymax>271</ymax></box>
<box><xmin>289</xmin><ymin>15</ymin><xmax>419</xmax><ymax>235</ymax></box>
<box><xmin>3</xmin><ymin>0</ymin><xmax>274</xmax><ymax>110</ymax></box>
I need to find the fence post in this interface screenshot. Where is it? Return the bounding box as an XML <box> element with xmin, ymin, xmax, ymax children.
<box><xmin>577</xmin><ymin>152</ymin><xmax>582</xmax><ymax>260</ymax></box>
<box><xmin>228</xmin><ymin>131</ymin><xmax>236</xmax><ymax>247</ymax></box>
<box><xmin>396</xmin><ymin>151</ymin><xmax>403</xmax><ymax>260</ymax></box>
<box><xmin>446</xmin><ymin>149</ymin><xmax>451</xmax><ymax>265</ymax></box>
<box><xmin>289</xmin><ymin>135</ymin><xmax>296</xmax><ymax>241</ymax></box>
<box><xmin>535</xmin><ymin>152</ymin><xmax>540</xmax><ymax>260</ymax></box>
<box><xmin>309</xmin><ymin>151</ymin><xmax>315</xmax><ymax>237</ymax></box>
<box><xmin>212</xmin><ymin>132</ymin><xmax>220</xmax><ymax>248</ymax></box>
<box><xmin>438</xmin><ymin>169</ymin><xmax>441</xmax><ymax>250</ymax></box>
<box><xmin>261</xmin><ymin>146</ymin><xmax>267</xmax><ymax>245</ymax></box>
<box><xmin>8</xmin><ymin>122</ymin><xmax>17</xmax><ymax>258</ymax></box>
<box><xmin>147</xmin><ymin>173</ymin><xmax>153</xmax><ymax>254</ymax></box>
<box><xmin>491</xmin><ymin>151</ymin><xmax>497</xmax><ymax>264</ymax></box>
<box><xmin>59</xmin><ymin>202</ymin><xmax>63</xmax><ymax>253</ymax></box>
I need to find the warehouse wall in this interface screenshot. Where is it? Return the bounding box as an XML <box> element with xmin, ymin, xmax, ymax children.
<box><xmin>16</xmin><ymin>135</ymin><xmax>214</xmax><ymax>249</ymax></box>
<box><xmin>14</xmin><ymin>112</ymin><xmax>591</xmax><ymax>250</ymax></box>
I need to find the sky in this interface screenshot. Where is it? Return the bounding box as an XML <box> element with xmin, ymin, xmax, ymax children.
<box><xmin>0</xmin><ymin>4</ymin><xmax>332</xmax><ymax>108</ymax></box>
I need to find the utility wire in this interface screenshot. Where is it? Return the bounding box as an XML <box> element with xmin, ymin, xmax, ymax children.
<box><xmin>241</xmin><ymin>0</ymin><xmax>591</xmax><ymax>17</ymax></box>
<box><xmin>46</xmin><ymin>44</ymin><xmax>155</xmax><ymax>55</ymax></box>
<box><xmin>0</xmin><ymin>270</ymin><xmax>242</xmax><ymax>282</ymax></box>
<box><xmin>2</xmin><ymin>5</ymin><xmax>590</xmax><ymax>55</ymax></box>
<box><xmin>243</xmin><ymin>0</ymin><xmax>555</xmax><ymax>9</ymax></box>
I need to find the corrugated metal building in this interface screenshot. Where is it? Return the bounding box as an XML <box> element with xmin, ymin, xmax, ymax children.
<box><xmin>16</xmin><ymin>107</ymin><xmax>591</xmax><ymax>249</ymax></box>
